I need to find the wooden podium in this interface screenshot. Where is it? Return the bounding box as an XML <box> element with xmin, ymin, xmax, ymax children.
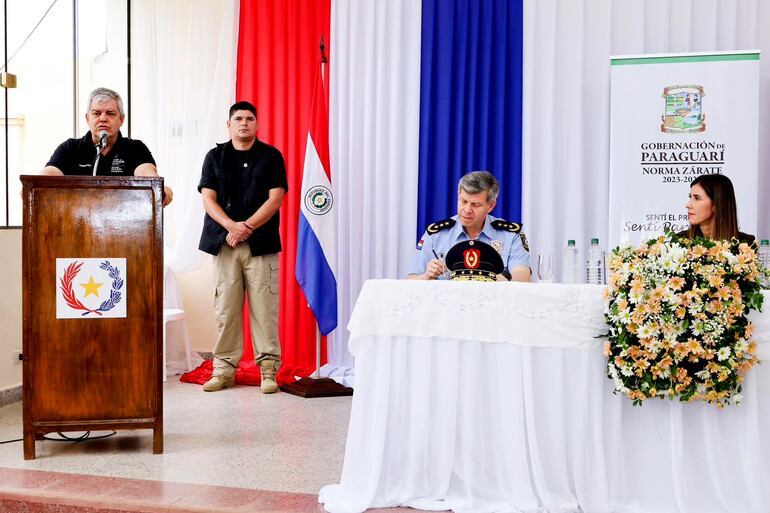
<box><xmin>20</xmin><ymin>175</ymin><xmax>164</xmax><ymax>460</ymax></box>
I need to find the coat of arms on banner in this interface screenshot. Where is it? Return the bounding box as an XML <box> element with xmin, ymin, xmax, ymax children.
<box><xmin>56</xmin><ymin>258</ymin><xmax>127</xmax><ymax>319</ymax></box>
<box><xmin>661</xmin><ymin>85</ymin><xmax>705</xmax><ymax>133</ymax></box>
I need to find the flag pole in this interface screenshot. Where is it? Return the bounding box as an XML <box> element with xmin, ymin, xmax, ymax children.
<box><xmin>281</xmin><ymin>34</ymin><xmax>351</xmax><ymax>398</ymax></box>
<box><xmin>311</xmin><ymin>34</ymin><xmax>328</xmax><ymax>381</ymax></box>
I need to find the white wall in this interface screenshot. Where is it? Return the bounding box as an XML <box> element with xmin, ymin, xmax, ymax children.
<box><xmin>0</xmin><ymin>229</ymin><xmax>22</xmax><ymax>391</ymax></box>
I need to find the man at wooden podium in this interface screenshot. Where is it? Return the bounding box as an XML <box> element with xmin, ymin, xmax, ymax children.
<box><xmin>38</xmin><ymin>87</ymin><xmax>173</xmax><ymax>207</ymax></box>
<box><xmin>197</xmin><ymin>101</ymin><xmax>287</xmax><ymax>394</ymax></box>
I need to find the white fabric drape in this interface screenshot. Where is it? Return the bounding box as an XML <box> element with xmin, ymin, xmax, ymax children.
<box><xmin>131</xmin><ymin>0</ymin><xmax>238</xmax><ymax>275</ymax></box>
<box><xmin>522</xmin><ymin>0</ymin><xmax>770</xmax><ymax>280</ymax></box>
<box><xmin>323</xmin><ymin>0</ymin><xmax>423</xmax><ymax>385</ymax></box>
<box><xmin>131</xmin><ymin>0</ymin><xmax>239</xmax><ymax>374</ymax></box>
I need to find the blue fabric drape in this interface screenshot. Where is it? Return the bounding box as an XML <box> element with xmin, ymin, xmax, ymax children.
<box><xmin>416</xmin><ymin>0</ymin><xmax>523</xmax><ymax>240</ymax></box>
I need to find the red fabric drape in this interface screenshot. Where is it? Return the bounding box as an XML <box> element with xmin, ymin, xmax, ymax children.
<box><xmin>182</xmin><ymin>1</ymin><xmax>331</xmax><ymax>387</ymax></box>
<box><xmin>237</xmin><ymin>0</ymin><xmax>331</xmax><ymax>384</ymax></box>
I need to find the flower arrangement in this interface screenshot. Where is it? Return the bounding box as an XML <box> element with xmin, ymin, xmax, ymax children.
<box><xmin>604</xmin><ymin>231</ymin><xmax>764</xmax><ymax>407</ymax></box>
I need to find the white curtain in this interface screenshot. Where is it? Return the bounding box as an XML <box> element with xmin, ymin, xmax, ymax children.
<box><xmin>131</xmin><ymin>0</ymin><xmax>239</xmax><ymax>374</ymax></box>
<box><xmin>522</xmin><ymin>0</ymin><xmax>770</xmax><ymax>280</ymax></box>
<box><xmin>323</xmin><ymin>0</ymin><xmax>423</xmax><ymax>385</ymax></box>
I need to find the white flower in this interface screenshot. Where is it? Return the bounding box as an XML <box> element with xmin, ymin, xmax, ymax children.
<box><xmin>638</xmin><ymin>324</ymin><xmax>654</xmax><ymax>338</ymax></box>
<box><xmin>732</xmin><ymin>393</ymin><xmax>743</xmax><ymax>405</ymax></box>
<box><xmin>717</xmin><ymin>347</ymin><xmax>731</xmax><ymax>361</ymax></box>
<box><xmin>735</xmin><ymin>339</ymin><xmax>749</xmax><ymax>354</ymax></box>
<box><xmin>621</xmin><ymin>365</ymin><xmax>634</xmax><ymax>377</ymax></box>
<box><xmin>691</xmin><ymin>322</ymin><xmax>705</xmax><ymax>336</ymax></box>
<box><xmin>695</xmin><ymin>369</ymin><xmax>711</xmax><ymax>380</ymax></box>
<box><xmin>663</xmin><ymin>288</ymin><xmax>680</xmax><ymax>305</ymax></box>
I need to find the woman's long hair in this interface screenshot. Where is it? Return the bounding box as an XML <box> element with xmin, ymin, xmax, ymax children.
<box><xmin>687</xmin><ymin>174</ymin><xmax>739</xmax><ymax>240</ymax></box>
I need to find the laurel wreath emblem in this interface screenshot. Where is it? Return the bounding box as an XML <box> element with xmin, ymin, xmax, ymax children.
<box><xmin>59</xmin><ymin>260</ymin><xmax>123</xmax><ymax>317</ymax></box>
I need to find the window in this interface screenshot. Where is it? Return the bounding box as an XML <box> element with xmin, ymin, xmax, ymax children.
<box><xmin>0</xmin><ymin>0</ymin><xmax>128</xmax><ymax>227</ymax></box>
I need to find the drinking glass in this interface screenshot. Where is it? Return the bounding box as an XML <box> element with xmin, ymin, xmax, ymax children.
<box><xmin>537</xmin><ymin>254</ymin><xmax>554</xmax><ymax>283</ymax></box>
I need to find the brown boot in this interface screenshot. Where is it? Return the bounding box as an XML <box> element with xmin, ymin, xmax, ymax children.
<box><xmin>260</xmin><ymin>360</ymin><xmax>279</xmax><ymax>394</ymax></box>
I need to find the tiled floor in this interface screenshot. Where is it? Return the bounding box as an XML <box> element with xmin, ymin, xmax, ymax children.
<box><xmin>0</xmin><ymin>380</ymin><xmax>411</xmax><ymax>512</ymax></box>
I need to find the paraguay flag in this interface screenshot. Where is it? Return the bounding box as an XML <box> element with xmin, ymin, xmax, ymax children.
<box><xmin>295</xmin><ymin>61</ymin><xmax>338</xmax><ymax>336</ymax></box>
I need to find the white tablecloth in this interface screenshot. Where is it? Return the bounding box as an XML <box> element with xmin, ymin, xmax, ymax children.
<box><xmin>320</xmin><ymin>280</ymin><xmax>770</xmax><ymax>513</ymax></box>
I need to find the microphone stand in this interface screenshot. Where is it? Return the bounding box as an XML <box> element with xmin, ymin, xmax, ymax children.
<box><xmin>92</xmin><ymin>144</ymin><xmax>101</xmax><ymax>176</ymax></box>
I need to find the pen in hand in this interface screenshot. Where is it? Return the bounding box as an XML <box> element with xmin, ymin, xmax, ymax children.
<box><xmin>432</xmin><ymin>249</ymin><xmax>447</xmax><ymax>279</ymax></box>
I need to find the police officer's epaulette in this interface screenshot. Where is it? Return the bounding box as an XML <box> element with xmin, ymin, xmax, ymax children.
<box><xmin>426</xmin><ymin>218</ymin><xmax>456</xmax><ymax>235</ymax></box>
<box><xmin>491</xmin><ymin>219</ymin><xmax>522</xmax><ymax>233</ymax></box>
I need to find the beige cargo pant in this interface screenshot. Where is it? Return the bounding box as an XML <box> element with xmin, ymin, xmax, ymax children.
<box><xmin>211</xmin><ymin>244</ymin><xmax>281</xmax><ymax>378</ymax></box>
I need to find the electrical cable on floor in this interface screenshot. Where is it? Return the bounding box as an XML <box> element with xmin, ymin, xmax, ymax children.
<box><xmin>44</xmin><ymin>431</ymin><xmax>117</xmax><ymax>442</ymax></box>
<box><xmin>0</xmin><ymin>431</ymin><xmax>117</xmax><ymax>444</ymax></box>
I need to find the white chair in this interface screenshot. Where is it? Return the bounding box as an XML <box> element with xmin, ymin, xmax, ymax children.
<box><xmin>163</xmin><ymin>308</ymin><xmax>193</xmax><ymax>382</ymax></box>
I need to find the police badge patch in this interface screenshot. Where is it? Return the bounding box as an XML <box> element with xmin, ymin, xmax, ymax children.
<box><xmin>520</xmin><ymin>233</ymin><xmax>529</xmax><ymax>252</ymax></box>
<box><xmin>491</xmin><ymin>240</ymin><xmax>503</xmax><ymax>254</ymax></box>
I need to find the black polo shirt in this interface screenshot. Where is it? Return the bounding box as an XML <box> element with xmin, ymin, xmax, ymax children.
<box><xmin>46</xmin><ymin>131</ymin><xmax>156</xmax><ymax>176</ymax></box>
<box><xmin>198</xmin><ymin>139</ymin><xmax>288</xmax><ymax>257</ymax></box>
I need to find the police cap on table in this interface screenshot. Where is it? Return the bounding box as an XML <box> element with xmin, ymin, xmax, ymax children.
<box><xmin>444</xmin><ymin>240</ymin><xmax>504</xmax><ymax>282</ymax></box>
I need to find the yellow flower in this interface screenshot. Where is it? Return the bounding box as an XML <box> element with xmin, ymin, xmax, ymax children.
<box><xmin>685</xmin><ymin>338</ymin><xmax>701</xmax><ymax>354</ymax></box>
<box><xmin>669</xmin><ymin>276</ymin><xmax>685</xmax><ymax>290</ymax></box>
<box><xmin>715</xmin><ymin>287</ymin><xmax>731</xmax><ymax>301</ymax></box>
<box><xmin>690</xmin><ymin>245</ymin><xmax>707</xmax><ymax>258</ymax></box>
<box><xmin>603</xmin><ymin>340</ymin><xmax>612</xmax><ymax>357</ymax></box>
<box><xmin>706</xmin><ymin>300</ymin><xmax>723</xmax><ymax>314</ymax></box>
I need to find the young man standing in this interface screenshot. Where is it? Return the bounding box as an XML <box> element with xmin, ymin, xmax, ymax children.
<box><xmin>198</xmin><ymin>101</ymin><xmax>288</xmax><ymax>394</ymax></box>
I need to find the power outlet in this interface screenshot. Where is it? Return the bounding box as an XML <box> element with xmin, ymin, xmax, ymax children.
<box><xmin>12</xmin><ymin>350</ymin><xmax>22</xmax><ymax>364</ymax></box>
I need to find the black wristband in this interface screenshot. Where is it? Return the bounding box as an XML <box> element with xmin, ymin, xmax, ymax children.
<box><xmin>501</xmin><ymin>269</ymin><xmax>512</xmax><ymax>281</ymax></box>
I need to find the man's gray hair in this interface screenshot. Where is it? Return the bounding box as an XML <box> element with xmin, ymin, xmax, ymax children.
<box><xmin>458</xmin><ymin>171</ymin><xmax>499</xmax><ymax>203</ymax></box>
<box><xmin>87</xmin><ymin>87</ymin><xmax>124</xmax><ymax>117</ymax></box>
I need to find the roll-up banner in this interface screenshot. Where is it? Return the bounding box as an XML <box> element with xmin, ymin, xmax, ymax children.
<box><xmin>608</xmin><ymin>50</ymin><xmax>759</xmax><ymax>248</ymax></box>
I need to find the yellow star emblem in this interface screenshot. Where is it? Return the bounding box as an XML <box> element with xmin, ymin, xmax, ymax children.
<box><xmin>80</xmin><ymin>276</ymin><xmax>103</xmax><ymax>298</ymax></box>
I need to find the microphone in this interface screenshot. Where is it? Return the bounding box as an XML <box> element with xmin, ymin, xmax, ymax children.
<box><xmin>97</xmin><ymin>130</ymin><xmax>108</xmax><ymax>150</ymax></box>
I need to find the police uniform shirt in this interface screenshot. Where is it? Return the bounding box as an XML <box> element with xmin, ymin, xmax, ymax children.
<box><xmin>409</xmin><ymin>214</ymin><xmax>530</xmax><ymax>279</ymax></box>
<box><xmin>46</xmin><ymin>131</ymin><xmax>156</xmax><ymax>176</ymax></box>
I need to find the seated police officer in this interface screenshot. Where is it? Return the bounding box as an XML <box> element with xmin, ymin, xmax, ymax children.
<box><xmin>407</xmin><ymin>171</ymin><xmax>531</xmax><ymax>282</ymax></box>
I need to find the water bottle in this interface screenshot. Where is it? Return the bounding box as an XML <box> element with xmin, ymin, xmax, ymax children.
<box><xmin>586</xmin><ymin>238</ymin><xmax>605</xmax><ymax>285</ymax></box>
<box><xmin>759</xmin><ymin>240</ymin><xmax>770</xmax><ymax>289</ymax></box>
<box><xmin>562</xmin><ymin>239</ymin><xmax>580</xmax><ymax>283</ymax></box>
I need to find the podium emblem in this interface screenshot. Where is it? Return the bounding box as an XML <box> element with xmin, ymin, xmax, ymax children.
<box><xmin>56</xmin><ymin>258</ymin><xmax>127</xmax><ymax>319</ymax></box>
